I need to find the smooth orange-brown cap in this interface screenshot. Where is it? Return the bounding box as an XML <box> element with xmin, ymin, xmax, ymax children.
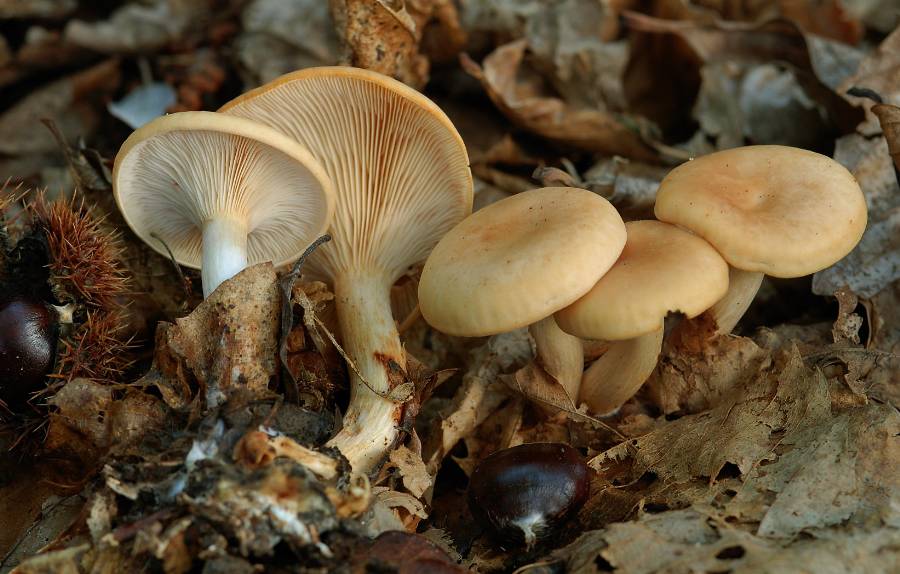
<box><xmin>654</xmin><ymin>145</ymin><xmax>867</xmax><ymax>278</ymax></box>
<box><xmin>555</xmin><ymin>220</ymin><xmax>729</xmax><ymax>341</ymax></box>
<box><xmin>419</xmin><ymin>187</ymin><xmax>626</xmax><ymax>337</ymax></box>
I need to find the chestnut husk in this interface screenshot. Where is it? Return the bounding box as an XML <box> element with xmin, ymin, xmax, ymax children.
<box><xmin>468</xmin><ymin>442</ymin><xmax>591</xmax><ymax>548</ymax></box>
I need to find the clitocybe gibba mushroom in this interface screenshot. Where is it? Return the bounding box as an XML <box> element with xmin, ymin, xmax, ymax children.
<box><xmin>220</xmin><ymin>67</ymin><xmax>472</xmax><ymax>473</ymax></box>
<box><xmin>113</xmin><ymin>111</ymin><xmax>335</xmax><ymax>297</ymax></box>
<box><xmin>654</xmin><ymin>145</ymin><xmax>867</xmax><ymax>335</ymax></box>
<box><xmin>418</xmin><ymin>187</ymin><xmax>627</xmax><ymax>406</ymax></box>
<box><xmin>555</xmin><ymin>220</ymin><xmax>729</xmax><ymax>415</ymax></box>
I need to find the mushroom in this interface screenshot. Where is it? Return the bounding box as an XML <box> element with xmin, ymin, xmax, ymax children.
<box><xmin>555</xmin><ymin>220</ymin><xmax>729</xmax><ymax>415</ymax></box>
<box><xmin>418</xmin><ymin>187</ymin><xmax>627</xmax><ymax>406</ymax></box>
<box><xmin>654</xmin><ymin>145</ymin><xmax>867</xmax><ymax>335</ymax></box>
<box><xmin>113</xmin><ymin>111</ymin><xmax>335</xmax><ymax>297</ymax></box>
<box><xmin>219</xmin><ymin>67</ymin><xmax>472</xmax><ymax>473</ymax></box>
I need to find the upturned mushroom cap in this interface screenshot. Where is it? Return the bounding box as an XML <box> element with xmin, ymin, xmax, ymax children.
<box><xmin>555</xmin><ymin>220</ymin><xmax>729</xmax><ymax>341</ymax></box>
<box><xmin>219</xmin><ymin>66</ymin><xmax>472</xmax><ymax>281</ymax></box>
<box><xmin>113</xmin><ymin>111</ymin><xmax>334</xmax><ymax>270</ymax></box>
<box><xmin>654</xmin><ymin>145</ymin><xmax>867</xmax><ymax>278</ymax></box>
<box><xmin>419</xmin><ymin>187</ymin><xmax>627</xmax><ymax>337</ymax></box>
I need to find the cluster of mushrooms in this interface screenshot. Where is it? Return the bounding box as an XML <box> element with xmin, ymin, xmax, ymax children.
<box><xmin>113</xmin><ymin>66</ymin><xmax>868</xmax><ymax>477</ymax></box>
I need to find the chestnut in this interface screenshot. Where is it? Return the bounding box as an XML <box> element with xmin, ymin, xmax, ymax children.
<box><xmin>468</xmin><ymin>442</ymin><xmax>591</xmax><ymax>548</ymax></box>
<box><xmin>0</xmin><ymin>295</ymin><xmax>59</xmax><ymax>408</ymax></box>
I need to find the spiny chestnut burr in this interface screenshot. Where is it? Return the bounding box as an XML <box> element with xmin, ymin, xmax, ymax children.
<box><xmin>468</xmin><ymin>442</ymin><xmax>591</xmax><ymax>548</ymax></box>
<box><xmin>0</xmin><ymin>295</ymin><xmax>59</xmax><ymax>409</ymax></box>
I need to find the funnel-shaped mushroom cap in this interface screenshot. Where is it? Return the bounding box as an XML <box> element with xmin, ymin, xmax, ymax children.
<box><xmin>654</xmin><ymin>145</ymin><xmax>867</xmax><ymax>278</ymax></box>
<box><xmin>219</xmin><ymin>66</ymin><xmax>472</xmax><ymax>280</ymax></box>
<box><xmin>555</xmin><ymin>220</ymin><xmax>729</xmax><ymax>341</ymax></box>
<box><xmin>419</xmin><ymin>187</ymin><xmax>627</xmax><ymax>337</ymax></box>
<box><xmin>113</xmin><ymin>111</ymin><xmax>334</xmax><ymax>270</ymax></box>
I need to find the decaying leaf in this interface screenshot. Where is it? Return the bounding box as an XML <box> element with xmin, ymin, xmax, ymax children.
<box><xmin>235</xmin><ymin>0</ymin><xmax>340</xmax><ymax>87</ymax></box>
<box><xmin>645</xmin><ymin>334</ymin><xmax>771</xmax><ymax>415</ymax></box>
<box><xmin>388</xmin><ymin>444</ymin><xmax>433</xmax><ymax>499</ymax></box>
<box><xmin>422</xmin><ymin>331</ymin><xmax>530</xmax><ymax>476</ymax></box>
<box><xmin>63</xmin><ymin>0</ymin><xmax>212</xmax><ymax>54</ymax></box>
<box><xmin>839</xmin><ymin>26</ymin><xmax>900</xmax><ymax>135</ymax></box>
<box><xmin>233</xmin><ymin>429</ymin><xmax>339</xmax><ymax>481</ymax></box>
<box><xmin>0</xmin><ymin>59</ymin><xmax>119</xmax><ymax>155</ymax></box>
<box><xmin>462</xmin><ymin>40</ymin><xmax>657</xmax><ymax>161</ymax></box>
<box><xmin>44</xmin><ymin>378</ymin><xmax>114</xmax><ymax>457</ymax></box>
<box><xmin>330</xmin><ymin>0</ymin><xmax>464</xmax><ymax>88</ymax></box>
<box><xmin>624</xmin><ymin>12</ymin><xmax>865</xmax><ymax>134</ymax></box>
<box><xmin>151</xmin><ymin>263</ymin><xmax>281</xmax><ymax>410</ymax></box>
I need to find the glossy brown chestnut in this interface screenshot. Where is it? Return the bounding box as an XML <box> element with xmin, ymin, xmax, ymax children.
<box><xmin>468</xmin><ymin>442</ymin><xmax>591</xmax><ymax>548</ymax></box>
<box><xmin>0</xmin><ymin>296</ymin><xmax>58</xmax><ymax>408</ymax></box>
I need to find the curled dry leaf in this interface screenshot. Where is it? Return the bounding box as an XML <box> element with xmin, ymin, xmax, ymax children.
<box><xmin>364</xmin><ymin>486</ymin><xmax>429</xmax><ymax>535</ymax></box>
<box><xmin>330</xmin><ymin>0</ymin><xmax>464</xmax><ymax>88</ymax></box>
<box><xmin>44</xmin><ymin>378</ymin><xmax>113</xmax><ymax>457</ymax></box>
<box><xmin>461</xmin><ymin>39</ymin><xmax>657</xmax><ymax>161</ymax></box>
<box><xmin>623</xmin><ymin>12</ymin><xmax>865</xmax><ymax>134</ymax></box>
<box><xmin>151</xmin><ymin>263</ymin><xmax>280</xmax><ymax>410</ymax></box>
<box><xmin>839</xmin><ymin>26</ymin><xmax>900</xmax><ymax>136</ymax></box>
<box><xmin>0</xmin><ymin>59</ymin><xmax>120</xmax><ymax>155</ymax></box>
<box><xmin>872</xmin><ymin>103</ymin><xmax>900</xmax><ymax>171</ymax></box>
<box><xmin>388</xmin><ymin>443</ymin><xmax>433</xmax><ymax>499</ymax></box>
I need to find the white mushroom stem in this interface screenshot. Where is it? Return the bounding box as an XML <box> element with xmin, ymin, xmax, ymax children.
<box><xmin>201</xmin><ymin>216</ymin><xmax>249</xmax><ymax>297</ymax></box>
<box><xmin>529</xmin><ymin>316</ymin><xmax>583</xmax><ymax>404</ymax></box>
<box><xmin>578</xmin><ymin>328</ymin><xmax>664</xmax><ymax>416</ymax></box>
<box><xmin>326</xmin><ymin>270</ymin><xmax>406</xmax><ymax>473</ymax></box>
<box><xmin>708</xmin><ymin>268</ymin><xmax>764</xmax><ymax>335</ymax></box>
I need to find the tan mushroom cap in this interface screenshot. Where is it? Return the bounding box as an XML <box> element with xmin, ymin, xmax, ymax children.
<box><xmin>419</xmin><ymin>187</ymin><xmax>626</xmax><ymax>337</ymax></box>
<box><xmin>654</xmin><ymin>145</ymin><xmax>867</xmax><ymax>278</ymax></box>
<box><xmin>219</xmin><ymin>66</ymin><xmax>472</xmax><ymax>282</ymax></box>
<box><xmin>555</xmin><ymin>220</ymin><xmax>729</xmax><ymax>341</ymax></box>
<box><xmin>113</xmin><ymin>111</ymin><xmax>334</xmax><ymax>270</ymax></box>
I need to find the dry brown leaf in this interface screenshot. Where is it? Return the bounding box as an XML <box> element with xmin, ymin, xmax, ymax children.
<box><xmin>421</xmin><ymin>331</ymin><xmax>530</xmax><ymax>476</ymax></box>
<box><xmin>645</xmin><ymin>334</ymin><xmax>772</xmax><ymax>415</ymax></box>
<box><xmin>389</xmin><ymin>444</ymin><xmax>433</xmax><ymax>498</ymax></box>
<box><xmin>872</xmin><ymin>103</ymin><xmax>900</xmax><ymax>171</ymax></box>
<box><xmin>461</xmin><ymin>39</ymin><xmax>657</xmax><ymax>161</ymax></box>
<box><xmin>596</xmin><ymin>347</ymin><xmax>823</xmax><ymax>482</ymax></box>
<box><xmin>353</xmin><ymin>531</ymin><xmax>465</xmax><ymax>573</ymax></box>
<box><xmin>839</xmin><ymin>26</ymin><xmax>900</xmax><ymax>136</ymax></box>
<box><xmin>554</xmin><ymin>510</ymin><xmax>900</xmax><ymax>574</ymax></box>
<box><xmin>0</xmin><ymin>59</ymin><xmax>119</xmax><ymax>155</ymax></box>
<box><xmin>623</xmin><ymin>13</ymin><xmax>865</xmax><ymax>134</ymax></box>
<box><xmin>44</xmin><ymin>378</ymin><xmax>113</xmax><ymax>456</ymax></box>
<box><xmin>153</xmin><ymin>263</ymin><xmax>281</xmax><ymax>410</ymax></box>
<box><xmin>235</xmin><ymin>0</ymin><xmax>340</xmax><ymax>87</ymax></box>
<box><xmin>330</xmin><ymin>0</ymin><xmax>463</xmax><ymax>88</ymax></box>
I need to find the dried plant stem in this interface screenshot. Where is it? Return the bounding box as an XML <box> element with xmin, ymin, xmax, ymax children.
<box><xmin>326</xmin><ymin>269</ymin><xmax>406</xmax><ymax>473</ymax></box>
<box><xmin>579</xmin><ymin>328</ymin><xmax>664</xmax><ymax>415</ymax></box>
